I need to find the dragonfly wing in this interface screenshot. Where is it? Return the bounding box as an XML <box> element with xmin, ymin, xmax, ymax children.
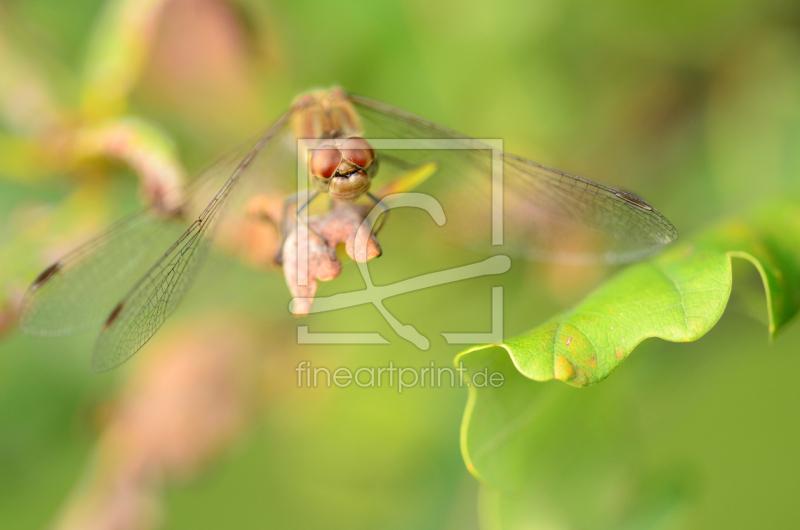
<box><xmin>90</xmin><ymin>110</ymin><xmax>294</xmax><ymax>372</ymax></box>
<box><xmin>19</xmin><ymin>142</ymin><xmax>263</xmax><ymax>338</ymax></box>
<box><xmin>349</xmin><ymin>94</ymin><xmax>677</xmax><ymax>264</ymax></box>
<box><xmin>90</xmin><ymin>214</ymin><xmax>216</xmax><ymax>372</ymax></box>
<box><xmin>17</xmin><ymin>140</ymin><xmax>254</xmax><ymax>339</ymax></box>
<box><xmin>19</xmin><ymin>206</ymin><xmax>187</xmax><ymax>337</ymax></box>
<box><xmin>21</xmin><ymin>109</ymin><xmax>294</xmax><ymax>371</ymax></box>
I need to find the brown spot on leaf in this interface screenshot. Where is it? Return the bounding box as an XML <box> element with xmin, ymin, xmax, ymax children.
<box><xmin>553</xmin><ymin>355</ymin><xmax>576</xmax><ymax>381</ymax></box>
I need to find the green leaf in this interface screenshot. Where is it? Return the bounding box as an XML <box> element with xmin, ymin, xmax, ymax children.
<box><xmin>460</xmin><ymin>200</ymin><xmax>800</xmax><ymax>389</ymax></box>
<box><xmin>71</xmin><ymin>116</ymin><xmax>186</xmax><ymax>212</ymax></box>
<box><xmin>460</xmin><ymin>349</ymin><xmax>691</xmax><ymax>528</ymax></box>
<box><xmin>457</xmin><ymin>199</ymin><xmax>800</xmax><ymax>501</ymax></box>
<box><xmin>81</xmin><ymin>0</ymin><xmax>171</xmax><ymax>119</ymax></box>
<box><xmin>455</xmin><ymin>200</ymin><xmax>800</xmax><ymax>526</ymax></box>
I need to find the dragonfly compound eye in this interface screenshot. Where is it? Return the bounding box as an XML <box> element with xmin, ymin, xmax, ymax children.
<box><xmin>341</xmin><ymin>137</ymin><xmax>376</xmax><ymax>169</ymax></box>
<box><xmin>310</xmin><ymin>144</ymin><xmax>342</xmax><ymax>179</ymax></box>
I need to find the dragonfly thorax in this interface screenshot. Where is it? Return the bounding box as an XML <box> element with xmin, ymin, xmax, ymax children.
<box><xmin>292</xmin><ymin>88</ymin><xmax>377</xmax><ymax>201</ymax></box>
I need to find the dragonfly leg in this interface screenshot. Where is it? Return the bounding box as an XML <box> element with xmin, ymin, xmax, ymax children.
<box><xmin>276</xmin><ymin>190</ymin><xmax>333</xmax><ymax>265</ymax></box>
<box><xmin>367</xmin><ymin>192</ymin><xmax>389</xmax><ymax>235</ymax></box>
<box><xmin>295</xmin><ymin>191</ymin><xmax>335</xmax><ymax>257</ymax></box>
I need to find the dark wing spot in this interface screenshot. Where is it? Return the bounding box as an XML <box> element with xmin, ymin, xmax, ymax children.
<box><xmin>614</xmin><ymin>191</ymin><xmax>653</xmax><ymax>211</ymax></box>
<box><xmin>104</xmin><ymin>302</ymin><xmax>125</xmax><ymax>330</ymax></box>
<box><xmin>30</xmin><ymin>262</ymin><xmax>61</xmax><ymax>291</ymax></box>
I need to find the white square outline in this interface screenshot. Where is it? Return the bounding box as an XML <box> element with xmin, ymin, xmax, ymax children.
<box><xmin>294</xmin><ymin>138</ymin><xmax>505</xmax><ymax>348</ymax></box>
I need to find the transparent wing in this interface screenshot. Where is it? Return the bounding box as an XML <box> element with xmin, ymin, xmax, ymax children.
<box><xmin>18</xmin><ymin>143</ymin><xmax>256</xmax><ymax>338</ymax></box>
<box><xmin>349</xmin><ymin>94</ymin><xmax>677</xmax><ymax>264</ymax></box>
<box><xmin>20</xmin><ymin>109</ymin><xmax>294</xmax><ymax>371</ymax></box>
<box><xmin>19</xmin><ymin>206</ymin><xmax>186</xmax><ymax>337</ymax></box>
<box><xmin>91</xmin><ymin>110</ymin><xmax>294</xmax><ymax>372</ymax></box>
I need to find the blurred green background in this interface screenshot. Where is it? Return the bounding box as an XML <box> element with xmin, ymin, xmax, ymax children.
<box><xmin>1</xmin><ymin>0</ymin><xmax>800</xmax><ymax>528</ymax></box>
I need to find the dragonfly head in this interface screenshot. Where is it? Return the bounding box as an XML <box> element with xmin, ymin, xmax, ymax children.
<box><xmin>309</xmin><ymin>136</ymin><xmax>378</xmax><ymax>201</ymax></box>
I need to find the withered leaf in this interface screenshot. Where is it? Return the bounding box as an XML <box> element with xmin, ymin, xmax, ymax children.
<box><xmin>282</xmin><ymin>203</ymin><xmax>381</xmax><ymax>316</ymax></box>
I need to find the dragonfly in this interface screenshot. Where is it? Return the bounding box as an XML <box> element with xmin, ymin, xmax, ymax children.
<box><xmin>19</xmin><ymin>88</ymin><xmax>678</xmax><ymax>372</ymax></box>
